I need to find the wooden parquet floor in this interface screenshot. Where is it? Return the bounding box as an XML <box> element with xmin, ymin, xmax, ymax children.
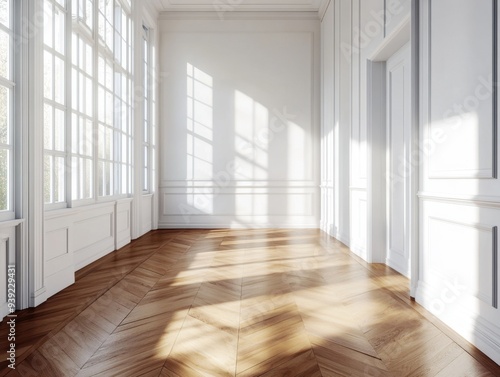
<box><xmin>1</xmin><ymin>229</ymin><xmax>499</xmax><ymax>376</ymax></box>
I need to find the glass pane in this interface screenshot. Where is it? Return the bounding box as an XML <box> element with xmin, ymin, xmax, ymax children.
<box><xmin>0</xmin><ymin>148</ymin><xmax>8</xmax><ymax>209</ymax></box>
<box><xmin>44</xmin><ymin>51</ymin><xmax>53</xmax><ymax>100</ymax></box>
<box><xmin>44</xmin><ymin>103</ymin><xmax>53</xmax><ymax>150</ymax></box>
<box><xmin>85</xmin><ymin>118</ymin><xmax>93</xmax><ymax>156</ymax></box>
<box><xmin>0</xmin><ymin>28</ymin><xmax>10</xmax><ymax>79</ymax></box>
<box><xmin>54</xmin><ymin>6</ymin><xmax>65</xmax><ymax>54</ymax></box>
<box><xmin>0</xmin><ymin>0</ymin><xmax>10</xmax><ymax>28</ymax></box>
<box><xmin>84</xmin><ymin>157</ymin><xmax>92</xmax><ymax>198</ymax></box>
<box><xmin>44</xmin><ymin>1</ymin><xmax>53</xmax><ymax>48</ymax></box>
<box><xmin>97</xmin><ymin>86</ymin><xmax>104</xmax><ymax>122</ymax></box>
<box><xmin>97</xmin><ymin>56</ymin><xmax>104</xmax><ymax>86</ymax></box>
<box><xmin>105</xmin><ymin>90</ymin><xmax>113</xmax><ymax>125</ymax></box>
<box><xmin>0</xmin><ymin>85</ymin><xmax>9</xmax><ymax>145</ymax></box>
<box><xmin>54</xmin><ymin>108</ymin><xmax>65</xmax><ymax>151</ymax></box>
<box><xmin>55</xmin><ymin>156</ymin><xmax>65</xmax><ymax>202</ymax></box>
<box><xmin>78</xmin><ymin>72</ymin><xmax>84</xmax><ymax>112</ymax></box>
<box><xmin>78</xmin><ymin>117</ymin><xmax>84</xmax><ymax>154</ymax></box>
<box><xmin>71</xmin><ymin>156</ymin><xmax>78</xmax><ymax>199</ymax></box>
<box><xmin>105</xmin><ymin>126</ymin><xmax>112</xmax><ymax>159</ymax></box>
<box><xmin>71</xmin><ymin>68</ymin><xmax>77</xmax><ymax>109</ymax></box>
<box><xmin>106</xmin><ymin>21</ymin><xmax>112</xmax><ymax>51</ymax></box>
<box><xmin>98</xmin><ymin>123</ymin><xmax>104</xmax><ymax>159</ymax></box>
<box><xmin>121</xmin><ymin>164</ymin><xmax>127</xmax><ymax>195</ymax></box>
<box><xmin>121</xmin><ymin>133</ymin><xmax>127</xmax><ymax>162</ymax></box>
<box><xmin>121</xmin><ymin>11</ymin><xmax>127</xmax><ymax>38</ymax></box>
<box><xmin>44</xmin><ymin>155</ymin><xmax>52</xmax><ymax>203</ymax></box>
<box><xmin>85</xmin><ymin>43</ymin><xmax>93</xmax><ymax>75</ymax></box>
<box><xmin>98</xmin><ymin>11</ymin><xmax>105</xmax><ymax>41</ymax></box>
<box><xmin>105</xmin><ymin>61</ymin><xmax>112</xmax><ymax>90</ymax></box>
<box><xmin>86</xmin><ymin>76</ymin><xmax>93</xmax><ymax>116</ymax></box>
<box><xmin>85</xmin><ymin>0</ymin><xmax>93</xmax><ymax>30</ymax></box>
<box><xmin>54</xmin><ymin>56</ymin><xmax>65</xmax><ymax>104</ymax></box>
<box><xmin>78</xmin><ymin>36</ymin><xmax>84</xmax><ymax>69</ymax></box>
<box><xmin>71</xmin><ymin>33</ymin><xmax>77</xmax><ymax>65</ymax></box>
<box><xmin>56</xmin><ymin>0</ymin><xmax>65</xmax><ymax>7</ymax></box>
<box><xmin>98</xmin><ymin>160</ymin><xmax>103</xmax><ymax>196</ymax></box>
<box><xmin>71</xmin><ymin>113</ymin><xmax>77</xmax><ymax>153</ymax></box>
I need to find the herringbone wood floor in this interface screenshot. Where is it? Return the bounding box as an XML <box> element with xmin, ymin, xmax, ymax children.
<box><xmin>1</xmin><ymin>229</ymin><xmax>499</xmax><ymax>376</ymax></box>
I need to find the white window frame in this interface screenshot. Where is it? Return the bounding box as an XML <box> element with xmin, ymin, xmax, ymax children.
<box><xmin>0</xmin><ymin>0</ymin><xmax>16</xmax><ymax>221</ymax></box>
<box><xmin>43</xmin><ymin>0</ymin><xmax>69</xmax><ymax>210</ymax></box>
<box><xmin>142</xmin><ymin>23</ymin><xmax>155</xmax><ymax>195</ymax></box>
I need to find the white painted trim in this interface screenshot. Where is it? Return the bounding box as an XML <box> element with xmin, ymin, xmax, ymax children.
<box><xmin>416</xmin><ymin>280</ymin><xmax>500</xmax><ymax>365</ymax></box>
<box><xmin>158</xmin><ymin>223</ymin><xmax>320</xmax><ymax>230</ymax></box>
<box><xmin>158</xmin><ymin>11</ymin><xmax>320</xmax><ymax>21</ymax></box>
<box><xmin>44</xmin><ymin>201</ymin><xmax>117</xmax><ymax>220</ymax></box>
<box><xmin>160</xmin><ymin>180</ymin><xmax>318</xmax><ymax>188</ymax></box>
<box><xmin>28</xmin><ymin>0</ymin><xmax>46</xmax><ymax>308</ymax></box>
<box><xmin>0</xmin><ymin>219</ymin><xmax>24</xmax><ymax>229</ymax></box>
<box><xmin>418</xmin><ymin>191</ymin><xmax>500</xmax><ymax>208</ymax></box>
<box><xmin>410</xmin><ymin>0</ymin><xmax>420</xmax><ymax>297</ymax></box>
<box><xmin>369</xmin><ymin>15</ymin><xmax>411</xmax><ymax>62</ymax></box>
<box><xmin>318</xmin><ymin>0</ymin><xmax>331</xmax><ymax>22</ymax></box>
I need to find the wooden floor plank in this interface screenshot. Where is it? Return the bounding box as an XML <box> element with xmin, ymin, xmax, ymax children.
<box><xmin>1</xmin><ymin>229</ymin><xmax>499</xmax><ymax>376</ymax></box>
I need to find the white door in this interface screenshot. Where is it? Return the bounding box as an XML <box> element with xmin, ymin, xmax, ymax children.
<box><xmin>386</xmin><ymin>43</ymin><xmax>411</xmax><ymax>277</ymax></box>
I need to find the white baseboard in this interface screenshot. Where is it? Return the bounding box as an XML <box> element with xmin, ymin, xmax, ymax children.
<box><xmin>416</xmin><ymin>280</ymin><xmax>500</xmax><ymax>365</ymax></box>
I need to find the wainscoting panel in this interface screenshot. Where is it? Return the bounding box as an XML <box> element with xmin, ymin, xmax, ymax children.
<box><xmin>44</xmin><ymin>199</ymin><xmax>134</xmax><ymax>300</ymax></box>
<box><xmin>417</xmin><ymin>198</ymin><xmax>500</xmax><ymax>364</ymax></box>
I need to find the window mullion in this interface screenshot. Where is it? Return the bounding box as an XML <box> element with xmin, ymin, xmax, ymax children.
<box><xmin>65</xmin><ymin>0</ymin><xmax>72</xmax><ymax>207</ymax></box>
<box><xmin>93</xmin><ymin>0</ymin><xmax>99</xmax><ymax>202</ymax></box>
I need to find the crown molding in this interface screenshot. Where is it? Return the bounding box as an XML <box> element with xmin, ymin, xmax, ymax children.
<box><xmin>158</xmin><ymin>10</ymin><xmax>320</xmax><ymax>20</ymax></box>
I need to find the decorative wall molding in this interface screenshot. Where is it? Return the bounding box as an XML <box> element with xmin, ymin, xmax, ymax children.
<box><xmin>426</xmin><ymin>0</ymin><xmax>497</xmax><ymax>180</ymax></box>
<box><xmin>43</xmin><ymin>199</ymin><xmax>133</xmax><ymax>299</ymax></box>
<box><xmin>418</xmin><ymin>191</ymin><xmax>500</xmax><ymax>208</ymax></box>
<box><xmin>158</xmin><ymin>11</ymin><xmax>320</xmax><ymax>21</ymax></box>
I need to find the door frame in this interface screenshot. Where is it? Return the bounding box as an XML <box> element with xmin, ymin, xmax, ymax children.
<box><xmin>366</xmin><ymin>6</ymin><xmax>420</xmax><ymax>297</ymax></box>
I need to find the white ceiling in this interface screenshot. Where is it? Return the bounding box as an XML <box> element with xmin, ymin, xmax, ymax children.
<box><xmin>150</xmin><ymin>0</ymin><xmax>329</xmax><ymax>13</ymax></box>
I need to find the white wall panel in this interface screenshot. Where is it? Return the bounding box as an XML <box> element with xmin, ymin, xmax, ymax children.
<box><xmin>0</xmin><ymin>234</ymin><xmax>11</xmax><ymax>321</ymax></box>
<box><xmin>418</xmin><ymin>0</ymin><xmax>500</xmax><ymax>364</ymax></box>
<box><xmin>159</xmin><ymin>15</ymin><xmax>320</xmax><ymax>228</ymax></box>
<box><xmin>428</xmin><ymin>0</ymin><xmax>495</xmax><ymax>180</ymax></box>
<box><xmin>418</xmin><ymin>199</ymin><xmax>500</xmax><ymax>364</ymax></box>
<box><xmin>116</xmin><ymin>199</ymin><xmax>133</xmax><ymax>249</ymax></box>
<box><xmin>0</xmin><ymin>221</ymin><xmax>23</xmax><ymax>320</ymax></box>
<box><xmin>320</xmin><ymin>0</ymin><xmax>335</xmax><ymax>235</ymax></box>
<box><xmin>44</xmin><ymin>200</ymin><xmax>133</xmax><ymax>299</ymax></box>
<box><xmin>140</xmin><ymin>195</ymin><xmax>153</xmax><ymax>237</ymax></box>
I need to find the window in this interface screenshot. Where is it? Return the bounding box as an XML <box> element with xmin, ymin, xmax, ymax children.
<box><xmin>44</xmin><ymin>0</ymin><xmax>67</xmax><ymax>206</ymax></box>
<box><xmin>71</xmin><ymin>32</ymin><xmax>94</xmax><ymax>201</ymax></box>
<box><xmin>44</xmin><ymin>0</ymin><xmax>133</xmax><ymax>207</ymax></box>
<box><xmin>0</xmin><ymin>0</ymin><xmax>14</xmax><ymax>217</ymax></box>
<box><xmin>97</xmin><ymin>0</ymin><xmax>132</xmax><ymax>198</ymax></box>
<box><xmin>142</xmin><ymin>24</ymin><xmax>155</xmax><ymax>193</ymax></box>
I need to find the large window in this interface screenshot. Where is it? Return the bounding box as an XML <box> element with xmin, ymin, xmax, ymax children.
<box><xmin>97</xmin><ymin>0</ymin><xmax>132</xmax><ymax>198</ymax></box>
<box><xmin>142</xmin><ymin>24</ymin><xmax>156</xmax><ymax>193</ymax></box>
<box><xmin>44</xmin><ymin>0</ymin><xmax>67</xmax><ymax>206</ymax></box>
<box><xmin>0</xmin><ymin>0</ymin><xmax>14</xmax><ymax>217</ymax></box>
<box><xmin>71</xmin><ymin>29</ymin><xmax>94</xmax><ymax>202</ymax></box>
<box><xmin>44</xmin><ymin>0</ymin><xmax>133</xmax><ymax>207</ymax></box>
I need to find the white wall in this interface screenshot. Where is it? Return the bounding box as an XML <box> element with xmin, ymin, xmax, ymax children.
<box><xmin>159</xmin><ymin>13</ymin><xmax>321</xmax><ymax>228</ymax></box>
<box><xmin>320</xmin><ymin>0</ymin><xmax>411</xmax><ymax>259</ymax></box>
<box><xmin>416</xmin><ymin>0</ymin><xmax>500</xmax><ymax>364</ymax></box>
<box><xmin>321</xmin><ymin>0</ymin><xmax>500</xmax><ymax>365</ymax></box>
